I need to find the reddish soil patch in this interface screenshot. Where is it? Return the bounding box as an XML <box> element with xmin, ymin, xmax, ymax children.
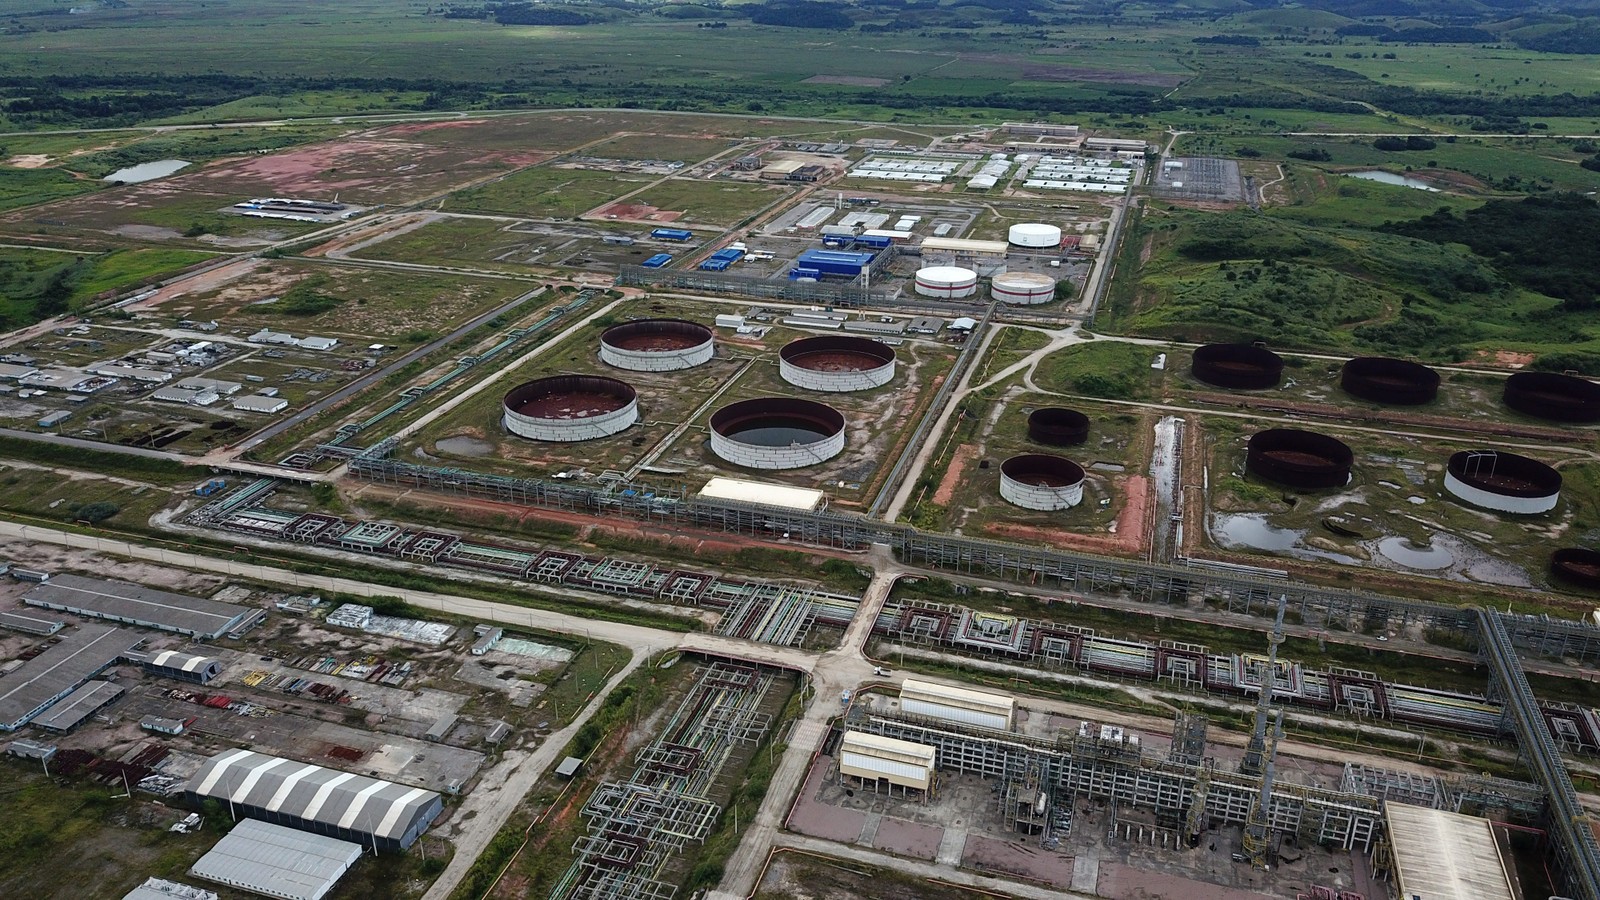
<box><xmin>934</xmin><ymin>445</ymin><xmax>977</xmax><ymax>506</ymax></box>
<box><xmin>128</xmin><ymin>258</ymin><xmax>263</xmax><ymax>310</ymax></box>
<box><xmin>1470</xmin><ymin>349</ymin><xmax>1535</xmax><ymax>369</ymax></box>
<box><xmin>593</xmin><ymin>201</ymin><xmax>682</xmax><ymax>222</ymax></box>
<box><xmin>985</xmin><ymin>474</ymin><xmax>1149</xmax><ymax>557</ymax></box>
<box><xmin>802</xmin><ymin>75</ymin><xmax>891</xmax><ymax>87</ymax></box>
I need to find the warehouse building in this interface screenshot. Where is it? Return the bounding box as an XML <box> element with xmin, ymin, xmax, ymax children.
<box><xmin>190</xmin><ymin>818</ymin><xmax>362</xmax><ymax>900</ymax></box>
<box><xmin>0</xmin><ymin>624</ymin><xmax>142</xmax><ymax>731</ymax></box>
<box><xmin>123</xmin><ymin>649</ymin><xmax>223</xmax><ymax>684</ymax></box>
<box><xmin>232</xmin><ymin>395</ymin><xmax>289</xmax><ymax>414</ymax></box>
<box><xmin>24</xmin><ymin>573</ymin><xmax>252</xmax><ymax>639</ymax></box>
<box><xmin>185</xmin><ymin>749</ymin><xmax>444</xmax><ymax>851</ymax></box>
<box><xmin>1384</xmin><ymin>802</ymin><xmax>1515</xmax><ymax>900</ymax></box>
<box><xmin>838</xmin><ymin>730</ymin><xmax>937</xmax><ymax>794</ymax></box>
<box><xmin>0</xmin><ymin>609</ymin><xmax>64</xmax><ymax>636</ymax></box>
<box><xmin>33</xmin><ymin>680</ymin><xmax>124</xmax><ymax>731</ymax></box>
<box><xmin>900</xmin><ymin>679</ymin><xmax>1015</xmax><ymax>731</ymax></box>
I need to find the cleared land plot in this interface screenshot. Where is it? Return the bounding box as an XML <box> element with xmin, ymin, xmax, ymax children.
<box><xmin>588</xmin><ymin>134</ymin><xmax>738</xmax><ymax>162</ymax></box>
<box><xmin>598</xmin><ymin>178</ymin><xmax>793</xmax><ymax>228</ymax></box>
<box><xmin>0</xmin><ymin>184</ymin><xmax>321</xmax><ymax>247</ymax></box>
<box><xmin>446</xmin><ymin>165</ymin><xmax>641</xmax><ymax>219</ymax></box>
<box><xmin>135</xmin><ymin>259</ymin><xmax>528</xmax><ymax>343</ymax></box>
<box><xmin>346</xmin><ymin>216</ymin><xmax>687</xmax><ymax>273</ymax></box>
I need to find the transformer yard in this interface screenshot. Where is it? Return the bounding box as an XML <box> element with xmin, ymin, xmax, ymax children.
<box><xmin>4</xmin><ymin>110</ymin><xmax>1600</xmax><ymax>900</ymax></box>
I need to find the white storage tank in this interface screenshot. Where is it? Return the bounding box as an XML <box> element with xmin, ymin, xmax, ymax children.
<box><xmin>1009</xmin><ymin>223</ymin><xmax>1063</xmax><ymax>248</ymax></box>
<box><xmin>914</xmin><ymin>265</ymin><xmax>979</xmax><ymax>299</ymax></box>
<box><xmin>1000</xmin><ymin>454</ymin><xmax>1085</xmax><ymax>511</ymax></box>
<box><xmin>990</xmin><ymin>272</ymin><xmax>1057</xmax><ymax>305</ymax></box>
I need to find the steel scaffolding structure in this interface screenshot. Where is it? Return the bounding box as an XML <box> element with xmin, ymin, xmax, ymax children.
<box><xmin>1480</xmin><ymin>609</ymin><xmax>1600</xmax><ymax>900</ymax></box>
<box><xmin>848</xmin><ymin>708</ymin><xmax>1383</xmax><ymax>852</ymax></box>
<box><xmin>551</xmin><ymin>663</ymin><xmax>779</xmax><ymax>900</ymax></box>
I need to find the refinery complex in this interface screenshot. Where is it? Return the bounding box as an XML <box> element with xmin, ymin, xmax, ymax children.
<box><xmin>2</xmin><ymin>111</ymin><xmax>1599</xmax><ymax>900</ymax></box>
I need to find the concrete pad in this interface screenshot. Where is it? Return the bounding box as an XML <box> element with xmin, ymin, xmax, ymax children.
<box><xmin>962</xmin><ymin>834</ymin><xmax>1075</xmax><ymax>887</ymax></box>
<box><xmin>1098</xmin><ymin>860</ymin><xmax>1280</xmax><ymax>900</ymax></box>
<box><xmin>872</xmin><ymin>817</ymin><xmax>942</xmax><ymax>860</ymax></box>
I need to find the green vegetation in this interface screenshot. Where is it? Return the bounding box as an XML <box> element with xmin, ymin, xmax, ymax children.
<box><xmin>1109</xmin><ymin>190</ymin><xmax>1600</xmax><ymax>360</ymax></box>
<box><xmin>1035</xmin><ymin>340</ymin><xmax>1156</xmax><ymax>400</ymax></box>
<box><xmin>0</xmin><ymin>247</ymin><xmax>212</xmax><ymax>328</ymax></box>
<box><xmin>0</xmin><ymin>436</ymin><xmax>195</xmax><ymax>484</ymax></box>
<box><xmin>263</xmin><ymin>274</ymin><xmax>345</xmax><ymax>316</ymax></box>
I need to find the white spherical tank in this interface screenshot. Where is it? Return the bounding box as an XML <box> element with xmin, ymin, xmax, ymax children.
<box><xmin>1008</xmin><ymin>223</ymin><xmax>1062</xmax><ymax>248</ymax></box>
<box><xmin>915</xmin><ymin>265</ymin><xmax>979</xmax><ymax>299</ymax></box>
<box><xmin>991</xmin><ymin>272</ymin><xmax>1057</xmax><ymax>305</ymax></box>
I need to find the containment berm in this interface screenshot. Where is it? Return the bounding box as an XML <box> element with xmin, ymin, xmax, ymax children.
<box><xmin>999</xmin><ymin>454</ymin><xmax>1086</xmax><ymax>511</ymax></box>
<box><xmin>503</xmin><ymin>375</ymin><xmax>638</xmax><ymax>442</ymax></box>
<box><xmin>1191</xmin><ymin>343</ymin><xmax>1284</xmax><ymax>390</ymax></box>
<box><xmin>1028</xmin><ymin>408</ymin><xmax>1090</xmax><ymax>446</ymax></box>
<box><xmin>599</xmin><ymin>318</ymin><xmax>715</xmax><ymax>372</ymax></box>
<box><xmin>1245</xmin><ymin>428</ymin><xmax>1354</xmax><ymax>490</ymax></box>
<box><xmin>709</xmin><ymin>397</ymin><xmax>846</xmax><ymax>470</ymax></box>
<box><xmin>1340</xmin><ymin>357</ymin><xmax>1440</xmax><ymax>406</ymax></box>
<box><xmin>1444</xmin><ymin>449</ymin><xmax>1561</xmax><ymax>514</ymax></box>
<box><xmin>779</xmin><ymin>335</ymin><xmax>897</xmax><ymax>392</ymax></box>
<box><xmin>1503</xmin><ymin>371</ymin><xmax>1600</xmax><ymax>423</ymax></box>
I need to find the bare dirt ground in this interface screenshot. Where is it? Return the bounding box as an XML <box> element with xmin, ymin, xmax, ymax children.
<box><xmin>123</xmin><ymin>257</ymin><xmax>262</xmax><ymax>311</ymax></box>
<box><xmin>933</xmin><ymin>445</ymin><xmax>977</xmax><ymax>506</ymax></box>
<box><xmin>962</xmin><ymin>834</ymin><xmax>1075</xmax><ymax>885</ymax></box>
<box><xmin>1097</xmin><ymin>861</ymin><xmax>1278</xmax><ymax>900</ymax></box>
<box><xmin>803</xmin><ymin>75</ymin><xmax>891</xmax><ymax>87</ymax></box>
<box><xmin>7</xmin><ymin>154</ymin><xmax>51</xmax><ymax>168</ymax></box>
<box><xmin>591</xmin><ymin>200</ymin><xmax>682</xmax><ymax>222</ymax></box>
<box><xmin>985</xmin><ymin>473</ymin><xmax>1150</xmax><ymax>557</ymax></box>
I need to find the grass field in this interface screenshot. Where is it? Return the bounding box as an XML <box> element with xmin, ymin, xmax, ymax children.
<box><xmin>0</xmin><ymin>246</ymin><xmax>215</xmax><ymax>327</ymax></box>
<box><xmin>446</xmin><ymin>165</ymin><xmax>637</xmax><ymax>218</ymax></box>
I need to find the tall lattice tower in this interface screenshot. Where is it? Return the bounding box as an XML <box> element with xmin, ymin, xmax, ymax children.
<box><xmin>1242</xmin><ymin>709</ymin><xmax>1285</xmax><ymax>866</ymax></box>
<box><xmin>1240</xmin><ymin>595</ymin><xmax>1288</xmax><ymax>777</ymax></box>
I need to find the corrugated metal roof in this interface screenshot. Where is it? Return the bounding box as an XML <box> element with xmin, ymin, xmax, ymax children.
<box><xmin>24</xmin><ymin>573</ymin><xmax>248</xmax><ymax>638</ymax></box>
<box><xmin>841</xmin><ymin>730</ymin><xmax>937</xmax><ymax>765</ymax></box>
<box><xmin>1385</xmin><ymin>802</ymin><xmax>1516</xmax><ymax>900</ymax></box>
<box><xmin>186</xmin><ymin>749</ymin><xmax>441</xmax><ymax>843</ymax></box>
<box><xmin>189</xmin><ymin>818</ymin><xmax>361</xmax><ymax>900</ymax></box>
<box><xmin>0</xmin><ymin>624</ymin><xmax>141</xmax><ymax>730</ymax></box>
<box><xmin>697</xmin><ymin>478</ymin><xmax>824</xmax><ymax>511</ymax></box>
<box><xmin>33</xmin><ymin>680</ymin><xmax>123</xmax><ymax>731</ymax></box>
<box><xmin>901</xmin><ymin>678</ymin><xmax>1015</xmax><ymax>715</ymax></box>
<box><xmin>122</xmin><ymin>877</ymin><xmax>219</xmax><ymax>900</ymax></box>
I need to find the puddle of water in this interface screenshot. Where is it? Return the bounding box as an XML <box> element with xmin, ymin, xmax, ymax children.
<box><xmin>104</xmin><ymin>159</ymin><xmax>190</xmax><ymax>183</ymax></box>
<box><xmin>437</xmin><ymin>436</ymin><xmax>492</xmax><ymax>457</ymax></box>
<box><xmin>1376</xmin><ymin>536</ymin><xmax>1452</xmax><ymax>570</ymax></box>
<box><xmin>1346</xmin><ymin>170</ymin><xmax>1438</xmax><ymax>191</ymax></box>
<box><xmin>1406</xmin><ymin>496</ymin><xmax>1426</xmax><ymax>505</ymax></box>
<box><xmin>1377</xmin><ymin>480</ymin><xmax>1402</xmax><ymax>489</ymax></box>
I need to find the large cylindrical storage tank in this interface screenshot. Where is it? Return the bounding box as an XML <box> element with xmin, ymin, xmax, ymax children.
<box><xmin>990</xmin><ymin>272</ymin><xmax>1056</xmax><ymax>305</ymax></box>
<box><xmin>779</xmin><ymin>336</ymin><xmax>896</xmax><ymax>392</ymax></box>
<box><xmin>915</xmin><ymin>266</ymin><xmax>978</xmax><ymax>299</ymax></box>
<box><xmin>1444</xmin><ymin>450</ymin><xmax>1561</xmax><ymax>514</ymax></box>
<box><xmin>1191</xmin><ymin>343</ymin><xmax>1284</xmax><ymax>390</ymax></box>
<box><xmin>1028</xmin><ymin>407</ymin><xmax>1089</xmax><ymax>446</ymax></box>
<box><xmin>1008</xmin><ymin>223</ymin><xmax>1062</xmax><ymax>248</ymax></box>
<box><xmin>600</xmin><ymin>318</ymin><xmax>714</xmax><ymax>372</ymax></box>
<box><xmin>1503</xmin><ymin>372</ymin><xmax>1600</xmax><ymax>423</ymax></box>
<box><xmin>1551</xmin><ymin>548</ymin><xmax>1600</xmax><ymax>589</ymax></box>
<box><xmin>503</xmin><ymin>375</ymin><xmax>638</xmax><ymax>442</ymax></box>
<box><xmin>709</xmin><ymin>397</ymin><xmax>845</xmax><ymax>470</ymax></box>
<box><xmin>1245</xmin><ymin>429</ymin><xmax>1353</xmax><ymax>490</ymax></box>
<box><xmin>999</xmin><ymin>454</ymin><xmax>1085</xmax><ymax>511</ymax></box>
<box><xmin>1340</xmin><ymin>357</ymin><xmax>1440</xmax><ymax>405</ymax></box>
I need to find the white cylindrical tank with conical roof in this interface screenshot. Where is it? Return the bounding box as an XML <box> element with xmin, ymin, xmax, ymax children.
<box><xmin>1008</xmin><ymin>223</ymin><xmax>1062</xmax><ymax>248</ymax></box>
<box><xmin>991</xmin><ymin>272</ymin><xmax>1057</xmax><ymax>305</ymax></box>
<box><xmin>915</xmin><ymin>266</ymin><xmax>978</xmax><ymax>299</ymax></box>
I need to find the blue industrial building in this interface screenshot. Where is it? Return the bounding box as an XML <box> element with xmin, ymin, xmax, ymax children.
<box><xmin>795</xmin><ymin>249</ymin><xmax>875</xmax><ymax>278</ymax></box>
<box><xmin>642</xmin><ymin>253</ymin><xmax>673</xmax><ymax>268</ymax></box>
<box><xmin>650</xmin><ymin>227</ymin><xmax>694</xmax><ymax>241</ymax></box>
